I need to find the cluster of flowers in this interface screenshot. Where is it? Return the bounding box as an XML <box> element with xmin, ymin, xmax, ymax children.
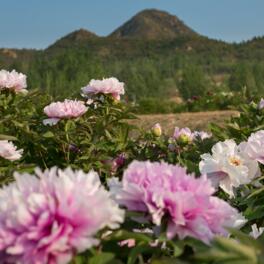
<box><xmin>173</xmin><ymin>127</ymin><xmax>211</xmax><ymax>142</ymax></box>
<box><xmin>43</xmin><ymin>77</ymin><xmax>125</xmax><ymax>125</ymax></box>
<box><xmin>168</xmin><ymin>127</ymin><xmax>211</xmax><ymax>152</ymax></box>
<box><xmin>0</xmin><ymin>70</ymin><xmax>27</xmax><ymax>162</ymax></box>
<box><xmin>0</xmin><ymin>161</ymin><xmax>246</xmax><ymax>262</ymax></box>
<box><xmin>0</xmin><ymin>70</ymin><xmax>125</xmax><ymax>163</ymax></box>
<box><xmin>200</xmin><ymin>130</ymin><xmax>264</xmax><ymax>197</ymax></box>
<box><xmin>151</xmin><ymin>124</ymin><xmax>211</xmax><ymax>142</ymax></box>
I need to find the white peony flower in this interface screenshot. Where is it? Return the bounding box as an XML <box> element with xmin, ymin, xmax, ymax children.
<box><xmin>193</xmin><ymin>131</ymin><xmax>212</xmax><ymax>140</ymax></box>
<box><xmin>250</xmin><ymin>224</ymin><xmax>264</xmax><ymax>239</ymax></box>
<box><xmin>240</xmin><ymin>130</ymin><xmax>264</xmax><ymax>165</ymax></box>
<box><xmin>199</xmin><ymin>139</ymin><xmax>260</xmax><ymax>197</ymax></box>
<box><xmin>258</xmin><ymin>98</ymin><xmax>264</xmax><ymax>110</ymax></box>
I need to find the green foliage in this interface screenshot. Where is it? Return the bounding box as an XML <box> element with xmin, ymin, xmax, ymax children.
<box><xmin>3</xmin><ymin>83</ymin><xmax>264</xmax><ymax>263</ymax></box>
<box><xmin>210</xmin><ymin>101</ymin><xmax>264</xmax><ymax>142</ymax></box>
<box><xmin>136</xmin><ymin>91</ymin><xmax>248</xmax><ymax>114</ymax></box>
<box><xmin>229</xmin><ymin>63</ymin><xmax>257</xmax><ymax>96</ymax></box>
<box><xmin>195</xmin><ymin>229</ymin><xmax>264</xmax><ymax>264</ymax></box>
<box><xmin>2</xmin><ymin>34</ymin><xmax>264</xmax><ymax>107</ymax></box>
<box><xmin>178</xmin><ymin>65</ymin><xmax>209</xmax><ymax>100</ymax></box>
<box><xmin>135</xmin><ymin>98</ymin><xmax>187</xmax><ymax>114</ymax></box>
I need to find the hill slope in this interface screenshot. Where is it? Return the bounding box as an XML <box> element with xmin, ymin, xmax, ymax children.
<box><xmin>48</xmin><ymin>29</ymin><xmax>98</xmax><ymax>49</ymax></box>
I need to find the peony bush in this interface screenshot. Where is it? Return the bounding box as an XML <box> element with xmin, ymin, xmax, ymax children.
<box><xmin>1</xmin><ymin>69</ymin><xmax>264</xmax><ymax>263</ymax></box>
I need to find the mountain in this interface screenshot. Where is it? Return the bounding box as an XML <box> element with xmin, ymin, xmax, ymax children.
<box><xmin>48</xmin><ymin>29</ymin><xmax>98</xmax><ymax>49</ymax></box>
<box><xmin>110</xmin><ymin>9</ymin><xmax>198</xmax><ymax>39</ymax></box>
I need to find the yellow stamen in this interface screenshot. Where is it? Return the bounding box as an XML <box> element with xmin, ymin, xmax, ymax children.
<box><xmin>229</xmin><ymin>156</ymin><xmax>242</xmax><ymax>166</ymax></box>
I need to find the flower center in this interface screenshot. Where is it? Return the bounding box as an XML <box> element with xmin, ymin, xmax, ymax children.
<box><xmin>179</xmin><ymin>134</ymin><xmax>191</xmax><ymax>143</ymax></box>
<box><xmin>229</xmin><ymin>156</ymin><xmax>242</xmax><ymax>166</ymax></box>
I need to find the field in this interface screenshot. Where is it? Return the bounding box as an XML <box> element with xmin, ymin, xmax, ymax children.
<box><xmin>1</xmin><ymin>72</ymin><xmax>264</xmax><ymax>263</ymax></box>
<box><xmin>133</xmin><ymin>110</ymin><xmax>239</xmax><ymax>134</ymax></box>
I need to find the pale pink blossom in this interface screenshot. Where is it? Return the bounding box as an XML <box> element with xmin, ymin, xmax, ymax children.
<box><xmin>109</xmin><ymin>160</ymin><xmax>245</xmax><ymax>244</ymax></box>
<box><xmin>173</xmin><ymin>127</ymin><xmax>194</xmax><ymax>143</ymax></box>
<box><xmin>43</xmin><ymin>99</ymin><xmax>87</xmax><ymax>125</ymax></box>
<box><xmin>81</xmin><ymin>77</ymin><xmax>125</xmax><ymax>100</ymax></box>
<box><xmin>0</xmin><ymin>69</ymin><xmax>27</xmax><ymax>94</ymax></box>
<box><xmin>0</xmin><ymin>167</ymin><xmax>124</xmax><ymax>263</ymax></box>
<box><xmin>0</xmin><ymin>140</ymin><xmax>23</xmax><ymax>161</ymax></box>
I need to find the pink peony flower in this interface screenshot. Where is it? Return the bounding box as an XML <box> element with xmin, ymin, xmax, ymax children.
<box><xmin>81</xmin><ymin>77</ymin><xmax>125</xmax><ymax>100</ymax></box>
<box><xmin>0</xmin><ymin>69</ymin><xmax>27</xmax><ymax>94</ymax></box>
<box><xmin>0</xmin><ymin>167</ymin><xmax>124</xmax><ymax>263</ymax></box>
<box><xmin>241</xmin><ymin>130</ymin><xmax>264</xmax><ymax>164</ymax></box>
<box><xmin>43</xmin><ymin>99</ymin><xmax>87</xmax><ymax>125</ymax></box>
<box><xmin>108</xmin><ymin>160</ymin><xmax>245</xmax><ymax>244</ymax></box>
<box><xmin>173</xmin><ymin>127</ymin><xmax>194</xmax><ymax>143</ymax></box>
<box><xmin>258</xmin><ymin>98</ymin><xmax>264</xmax><ymax>109</ymax></box>
<box><xmin>0</xmin><ymin>140</ymin><xmax>23</xmax><ymax>161</ymax></box>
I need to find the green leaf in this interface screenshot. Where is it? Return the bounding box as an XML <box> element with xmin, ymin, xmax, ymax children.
<box><xmin>105</xmin><ymin>129</ymin><xmax>112</xmax><ymax>140</ymax></box>
<box><xmin>214</xmin><ymin>236</ymin><xmax>258</xmax><ymax>263</ymax></box>
<box><xmin>0</xmin><ymin>134</ymin><xmax>17</xmax><ymax>140</ymax></box>
<box><xmin>65</xmin><ymin>120</ymin><xmax>76</xmax><ymax>132</ymax></box>
<box><xmin>227</xmin><ymin>228</ymin><xmax>261</xmax><ymax>249</ymax></box>
<box><xmin>151</xmin><ymin>257</ymin><xmax>189</xmax><ymax>264</ymax></box>
<box><xmin>248</xmin><ymin>187</ymin><xmax>264</xmax><ymax>199</ymax></box>
<box><xmin>42</xmin><ymin>131</ymin><xmax>55</xmax><ymax>138</ymax></box>
<box><xmin>127</xmin><ymin>244</ymin><xmax>156</xmax><ymax>264</ymax></box>
<box><xmin>105</xmin><ymin>230</ymin><xmax>152</xmax><ymax>244</ymax></box>
<box><xmin>88</xmin><ymin>252</ymin><xmax>115</xmax><ymax>264</ymax></box>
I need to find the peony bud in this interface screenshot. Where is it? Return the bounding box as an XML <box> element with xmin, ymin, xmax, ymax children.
<box><xmin>151</xmin><ymin>123</ymin><xmax>162</xmax><ymax>137</ymax></box>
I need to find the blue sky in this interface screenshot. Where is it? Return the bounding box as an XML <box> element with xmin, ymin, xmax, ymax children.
<box><xmin>1</xmin><ymin>0</ymin><xmax>264</xmax><ymax>49</ymax></box>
